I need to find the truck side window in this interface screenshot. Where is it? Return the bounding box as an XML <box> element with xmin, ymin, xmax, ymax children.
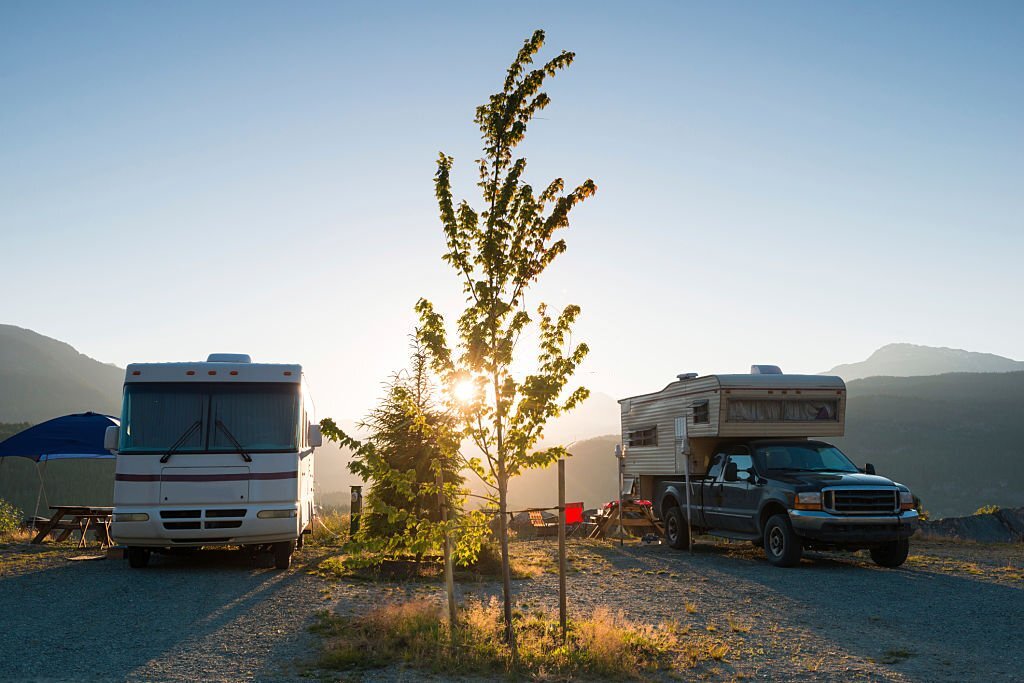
<box><xmin>728</xmin><ymin>454</ymin><xmax>754</xmax><ymax>480</ymax></box>
<box><xmin>707</xmin><ymin>454</ymin><xmax>725</xmax><ymax>480</ymax></box>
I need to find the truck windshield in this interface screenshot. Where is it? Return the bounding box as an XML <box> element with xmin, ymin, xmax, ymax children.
<box><xmin>119</xmin><ymin>382</ymin><xmax>299</xmax><ymax>454</ymax></box>
<box><xmin>755</xmin><ymin>444</ymin><xmax>858</xmax><ymax>473</ymax></box>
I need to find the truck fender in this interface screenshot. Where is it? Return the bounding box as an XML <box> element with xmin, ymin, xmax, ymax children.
<box><xmin>757</xmin><ymin>497</ymin><xmax>790</xmax><ymax>535</ymax></box>
<box><xmin>656</xmin><ymin>484</ymin><xmax>685</xmax><ymax>521</ymax></box>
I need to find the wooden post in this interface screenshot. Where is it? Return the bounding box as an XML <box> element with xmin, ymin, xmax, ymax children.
<box><xmin>438</xmin><ymin>470</ymin><xmax>457</xmax><ymax>634</ymax></box>
<box><xmin>557</xmin><ymin>458</ymin><xmax>567</xmax><ymax>642</ymax></box>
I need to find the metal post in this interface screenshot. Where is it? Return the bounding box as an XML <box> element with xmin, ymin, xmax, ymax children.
<box><xmin>675</xmin><ymin>416</ymin><xmax>693</xmax><ymax>553</ymax></box>
<box><xmin>616</xmin><ymin>445</ymin><xmax>624</xmax><ymax>546</ymax></box>
<box><xmin>557</xmin><ymin>458</ymin><xmax>567</xmax><ymax>642</ymax></box>
<box><xmin>438</xmin><ymin>471</ymin><xmax>457</xmax><ymax>631</ymax></box>
<box><xmin>684</xmin><ymin>443</ymin><xmax>693</xmax><ymax>553</ymax></box>
<box><xmin>349</xmin><ymin>485</ymin><xmax>362</xmax><ymax>536</ymax></box>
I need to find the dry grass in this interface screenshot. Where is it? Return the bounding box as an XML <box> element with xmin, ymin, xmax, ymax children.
<box><xmin>312</xmin><ymin>598</ymin><xmax>732</xmax><ymax>678</ymax></box>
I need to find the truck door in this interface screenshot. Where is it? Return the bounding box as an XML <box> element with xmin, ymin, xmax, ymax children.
<box><xmin>699</xmin><ymin>453</ymin><xmax>728</xmax><ymax>529</ymax></box>
<box><xmin>715</xmin><ymin>447</ymin><xmax>760</xmax><ymax>534</ymax></box>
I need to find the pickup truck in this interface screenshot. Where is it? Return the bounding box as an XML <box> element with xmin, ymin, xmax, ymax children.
<box><xmin>655</xmin><ymin>439</ymin><xmax>918</xmax><ymax>567</ymax></box>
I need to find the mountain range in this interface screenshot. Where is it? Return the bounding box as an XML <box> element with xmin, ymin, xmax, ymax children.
<box><xmin>1</xmin><ymin>326</ymin><xmax>1023</xmax><ymax>517</ymax></box>
<box><xmin>824</xmin><ymin>342</ymin><xmax>1023</xmax><ymax>381</ymax></box>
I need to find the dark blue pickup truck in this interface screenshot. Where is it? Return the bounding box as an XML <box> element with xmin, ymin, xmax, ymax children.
<box><xmin>654</xmin><ymin>439</ymin><xmax>918</xmax><ymax>567</ymax></box>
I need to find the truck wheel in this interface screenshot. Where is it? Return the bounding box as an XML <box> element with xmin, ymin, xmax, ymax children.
<box><xmin>272</xmin><ymin>541</ymin><xmax>294</xmax><ymax>570</ymax></box>
<box><xmin>763</xmin><ymin>514</ymin><xmax>802</xmax><ymax>567</ymax></box>
<box><xmin>870</xmin><ymin>539</ymin><xmax>909</xmax><ymax>568</ymax></box>
<box><xmin>127</xmin><ymin>547</ymin><xmax>150</xmax><ymax>569</ymax></box>
<box><xmin>664</xmin><ymin>506</ymin><xmax>689</xmax><ymax>550</ymax></box>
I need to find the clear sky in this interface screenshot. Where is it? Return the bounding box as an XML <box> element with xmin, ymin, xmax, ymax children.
<box><xmin>2</xmin><ymin>1</ymin><xmax>1022</xmax><ymax>420</ymax></box>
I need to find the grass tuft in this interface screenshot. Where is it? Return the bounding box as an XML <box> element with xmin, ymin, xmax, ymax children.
<box><xmin>312</xmin><ymin>598</ymin><xmax>731</xmax><ymax>678</ymax></box>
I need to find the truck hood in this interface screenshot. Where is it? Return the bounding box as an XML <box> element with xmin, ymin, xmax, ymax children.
<box><xmin>769</xmin><ymin>472</ymin><xmax>899</xmax><ymax>488</ymax></box>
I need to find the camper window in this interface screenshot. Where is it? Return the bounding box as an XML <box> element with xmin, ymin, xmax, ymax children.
<box><xmin>692</xmin><ymin>400</ymin><xmax>710</xmax><ymax>424</ymax></box>
<box><xmin>627</xmin><ymin>426</ymin><xmax>657</xmax><ymax>447</ymax></box>
<box><xmin>727</xmin><ymin>399</ymin><xmax>838</xmax><ymax>423</ymax></box>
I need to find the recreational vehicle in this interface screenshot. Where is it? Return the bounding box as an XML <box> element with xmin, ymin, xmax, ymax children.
<box><xmin>105</xmin><ymin>354</ymin><xmax>321</xmax><ymax>569</ymax></box>
<box><xmin>620</xmin><ymin>367</ymin><xmax>917</xmax><ymax>567</ymax></box>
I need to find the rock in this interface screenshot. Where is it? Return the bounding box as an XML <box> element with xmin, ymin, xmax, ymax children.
<box><xmin>918</xmin><ymin>506</ymin><xmax>1024</xmax><ymax>543</ymax></box>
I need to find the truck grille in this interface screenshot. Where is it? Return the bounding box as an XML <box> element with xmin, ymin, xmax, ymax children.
<box><xmin>824</xmin><ymin>488</ymin><xmax>897</xmax><ymax>514</ymax></box>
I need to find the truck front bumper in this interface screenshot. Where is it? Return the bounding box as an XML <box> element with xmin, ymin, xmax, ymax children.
<box><xmin>788</xmin><ymin>509</ymin><xmax>918</xmax><ymax>545</ymax></box>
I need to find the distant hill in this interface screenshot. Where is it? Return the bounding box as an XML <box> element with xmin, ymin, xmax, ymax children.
<box><xmin>832</xmin><ymin>372</ymin><xmax>1024</xmax><ymax>517</ymax></box>
<box><xmin>825</xmin><ymin>343</ymin><xmax>1023</xmax><ymax>381</ymax></box>
<box><xmin>0</xmin><ymin>325</ymin><xmax>122</xmax><ymax>422</ymax></box>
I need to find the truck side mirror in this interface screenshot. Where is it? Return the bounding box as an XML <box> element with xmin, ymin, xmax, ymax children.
<box><xmin>724</xmin><ymin>462</ymin><xmax>739</xmax><ymax>482</ymax></box>
<box><xmin>104</xmin><ymin>425</ymin><xmax>119</xmax><ymax>451</ymax></box>
<box><xmin>865</xmin><ymin>463</ymin><xmax>876</xmax><ymax>475</ymax></box>
<box><xmin>308</xmin><ymin>423</ymin><xmax>323</xmax><ymax>448</ymax></box>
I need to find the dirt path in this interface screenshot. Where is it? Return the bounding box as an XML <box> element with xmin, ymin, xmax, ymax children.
<box><xmin>0</xmin><ymin>539</ymin><xmax>1021</xmax><ymax>681</ymax></box>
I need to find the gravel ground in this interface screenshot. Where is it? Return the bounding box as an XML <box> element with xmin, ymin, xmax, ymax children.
<box><xmin>0</xmin><ymin>537</ymin><xmax>1021</xmax><ymax>682</ymax></box>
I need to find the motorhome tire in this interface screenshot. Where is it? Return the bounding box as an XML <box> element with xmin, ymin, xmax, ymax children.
<box><xmin>763</xmin><ymin>514</ymin><xmax>802</xmax><ymax>567</ymax></box>
<box><xmin>870</xmin><ymin>539</ymin><xmax>910</xmax><ymax>568</ymax></box>
<box><xmin>273</xmin><ymin>541</ymin><xmax>294</xmax><ymax>570</ymax></box>
<box><xmin>127</xmin><ymin>547</ymin><xmax>150</xmax><ymax>569</ymax></box>
<box><xmin>664</xmin><ymin>506</ymin><xmax>689</xmax><ymax>550</ymax></box>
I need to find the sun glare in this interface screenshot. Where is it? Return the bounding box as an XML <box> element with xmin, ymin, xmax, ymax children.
<box><xmin>452</xmin><ymin>379</ymin><xmax>477</xmax><ymax>404</ymax></box>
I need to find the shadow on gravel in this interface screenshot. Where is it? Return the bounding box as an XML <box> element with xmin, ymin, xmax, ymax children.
<box><xmin>586</xmin><ymin>540</ymin><xmax>1024</xmax><ymax>682</ymax></box>
<box><xmin>0</xmin><ymin>547</ymin><xmax>317</xmax><ymax>682</ymax></box>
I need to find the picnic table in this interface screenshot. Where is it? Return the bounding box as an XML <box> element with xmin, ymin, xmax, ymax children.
<box><xmin>588</xmin><ymin>499</ymin><xmax>664</xmax><ymax>539</ymax></box>
<box><xmin>31</xmin><ymin>506</ymin><xmax>114</xmax><ymax>548</ymax></box>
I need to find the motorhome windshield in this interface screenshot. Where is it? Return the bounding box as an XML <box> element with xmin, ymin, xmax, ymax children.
<box><xmin>755</xmin><ymin>444</ymin><xmax>858</xmax><ymax>473</ymax></box>
<box><xmin>119</xmin><ymin>382</ymin><xmax>299</xmax><ymax>454</ymax></box>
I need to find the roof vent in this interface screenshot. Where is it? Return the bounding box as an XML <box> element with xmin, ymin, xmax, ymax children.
<box><xmin>677</xmin><ymin>373</ymin><xmax>698</xmax><ymax>381</ymax></box>
<box><xmin>750</xmin><ymin>365</ymin><xmax>782</xmax><ymax>375</ymax></box>
<box><xmin>207</xmin><ymin>353</ymin><xmax>252</xmax><ymax>363</ymax></box>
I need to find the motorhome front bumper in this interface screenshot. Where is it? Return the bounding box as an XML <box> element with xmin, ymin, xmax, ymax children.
<box><xmin>788</xmin><ymin>509</ymin><xmax>918</xmax><ymax>544</ymax></box>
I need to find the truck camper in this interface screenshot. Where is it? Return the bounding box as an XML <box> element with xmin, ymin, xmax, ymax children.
<box><xmin>105</xmin><ymin>354</ymin><xmax>322</xmax><ymax>569</ymax></box>
<box><xmin>620</xmin><ymin>366</ymin><xmax>917</xmax><ymax>567</ymax></box>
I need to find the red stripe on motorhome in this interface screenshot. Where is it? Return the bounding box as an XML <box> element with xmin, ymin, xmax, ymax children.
<box><xmin>115</xmin><ymin>471</ymin><xmax>297</xmax><ymax>482</ymax></box>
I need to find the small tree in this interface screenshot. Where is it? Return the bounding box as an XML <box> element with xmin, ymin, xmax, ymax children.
<box><xmin>416</xmin><ymin>29</ymin><xmax>595</xmax><ymax>651</ymax></box>
<box><xmin>321</xmin><ymin>340</ymin><xmax>484</xmax><ymax>567</ymax></box>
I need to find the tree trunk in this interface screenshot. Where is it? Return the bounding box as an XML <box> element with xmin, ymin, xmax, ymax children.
<box><xmin>496</xmin><ymin>462</ymin><xmax>517</xmax><ymax>659</ymax></box>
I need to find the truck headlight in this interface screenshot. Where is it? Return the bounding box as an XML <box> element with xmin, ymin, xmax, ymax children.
<box><xmin>113</xmin><ymin>513</ymin><xmax>149</xmax><ymax>522</ymax></box>
<box><xmin>794</xmin><ymin>492</ymin><xmax>822</xmax><ymax>510</ymax></box>
<box><xmin>900</xmin><ymin>491</ymin><xmax>915</xmax><ymax>511</ymax></box>
<box><xmin>257</xmin><ymin>509</ymin><xmax>297</xmax><ymax>519</ymax></box>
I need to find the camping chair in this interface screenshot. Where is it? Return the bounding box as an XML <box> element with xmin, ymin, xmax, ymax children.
<box><xmin>528</xmin><ymin>510</ymin><xmax>558</xmax><ymax>537</ymax></box>
<box><xmin>565</xmin><ymin>502</ymin><xmax>585</xmax><ymax>537</ymax></box>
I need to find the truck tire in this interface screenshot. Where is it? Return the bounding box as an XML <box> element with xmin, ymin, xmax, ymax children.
<box><xmin>664</xmin><ymin>506</ymin><xmax>689</xmax><ymax>550</ymax></box>
<box><xmin>870</xmin><ymin>539</ymin><xmax>909</xmax><ymax>568</ymax></box>
<box><xmin>273</xmin><ymin>541</ymin><xmax>294</xmax><ymax>570</ymax></box>
<box><xmin>127</xmin><ymin>547</ymin><xmax>150</xmax><ymax>569</ymax></box>
<box><xmin>763</xmin><ymin>514</ymin><xmax>802</xmax><ymax>567</ymax></box>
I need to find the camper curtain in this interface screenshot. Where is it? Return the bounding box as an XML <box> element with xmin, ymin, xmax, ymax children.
<box><xmin>209</xmin><ymin>388</ymin><xmax>298</xmax><ymax>452</ymax></box>
<box><xmin>727</xmin><ymin>399</ymin><xmax>837</xmax><ymax>422</ymax></box>
<box><xmin>120</xmin><ymin>388</ymin><xmax>206</xmax><ymax>453</ymax></box>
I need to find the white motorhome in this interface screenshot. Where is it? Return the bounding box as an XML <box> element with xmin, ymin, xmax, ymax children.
<box><xmin>106</xmin><ymin>354</ymin><xmax>322</xmax><ymax>569</ymax></box>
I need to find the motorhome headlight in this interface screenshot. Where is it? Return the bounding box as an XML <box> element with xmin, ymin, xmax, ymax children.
<box><xmin>900</xmin><ymin>490</ymin><xmax>915</xmax><ymax>511</ymax></box>
<box><xmin>794</xmin><ymin>492</ymin><xmax>822</xmax><ymax>510</ymax></box>
<box><xmin>257</xmin><ymin>509</ymin><xmax>297</xmax><ymax>519</ymax></box>
<box><xmin>113</xmin><ymin>513</ymin><xmax>149</xmax><ymax>522</ymax></box>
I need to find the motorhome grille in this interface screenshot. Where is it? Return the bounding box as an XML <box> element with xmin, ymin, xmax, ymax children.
<box><xmin>204</xmin><ymin>521</ymin><xmax>243</xmax><ymax>530</ymax></box>
<box><xmin>825</xmin><ymin>489</ymin><xmax>897</xmax><ymax>514</ymax></box>
<box><xmin>160</xmin><ymin>510</ymin><xmax>201</xmax><ymax>519</ymax></box>
<box><xmin>205</xmin><ymin>509</ymin><xmax>246</xmax><ymax>518</ymax></box>
<box><xmin>163</xmin><ymin>521</ymin><xmax>201</xmax><ymax>530</ymax></box>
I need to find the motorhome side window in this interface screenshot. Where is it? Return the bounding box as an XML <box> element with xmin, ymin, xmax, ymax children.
<box><xmin>692</xmin><ymin>400</ymin><xmax>709</xmax><ymax>424</ymax></box>
<box><xmin>628</xmin><ymin>426</ymin><xmax>657</xmax><ymax>447</ymax></box>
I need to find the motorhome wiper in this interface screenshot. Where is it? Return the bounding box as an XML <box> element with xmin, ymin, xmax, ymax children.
<box><xmin>160</xmin><ymin>420</ymin><xmax>202</xmax><ymax>463</ymax></box>
<box><xmin>215</xmin><ymin>419</ymin><xmax>253</xmax><ymax>463</ymax></box>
